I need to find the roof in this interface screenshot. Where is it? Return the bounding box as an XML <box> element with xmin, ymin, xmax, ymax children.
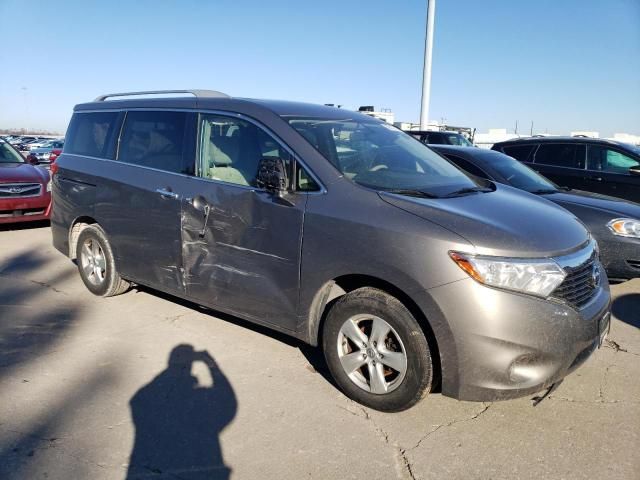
<box><xmin>74</xmin><ymin>91</ymin><xmax>373</xmax><ymax>121</ymax></box>
<box><xmin>403</xmin><ymin>130</ymin><xmax>463</xmax><ymax>135</ymax></box>
<box><xmin>492</xmin><ymin>136</ymin><xmax>628</xmax><ymax>147</ymax></box>
<box><xmin>430</xmin><ymin>145</ymin><xmax>507</xmax><ymax>164</ymax></box>
<box><xmin>243</xmin><ymin>98</ymin><xmax>362</xmax><ymax>119</ymax></box>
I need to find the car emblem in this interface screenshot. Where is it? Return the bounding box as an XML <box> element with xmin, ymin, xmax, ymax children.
<box><xmin>9</xmin><ymin>187</ymin><xmax>25</xmax><ymax>194</ymax></box>
<box><xmin>591</xmin><ymin>264</ymin><xmax>601</xmax><ymax>288</ymax></box>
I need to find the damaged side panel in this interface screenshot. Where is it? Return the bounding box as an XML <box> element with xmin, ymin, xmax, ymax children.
<box><xmin>95</xmin><ymin>160</ymin><xmax>192</xmax><ymax>293</ymax></box>
<box><xmin>181</xmin><ymin>178</ymin><xmax>306</xmax><ymax>331</ymax></box>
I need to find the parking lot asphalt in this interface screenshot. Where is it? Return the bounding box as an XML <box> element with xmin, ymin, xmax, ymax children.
<box><xmin>0</xmin><ymin>223</ymin><xmax>638</xmax><ymax>480</ymax></box>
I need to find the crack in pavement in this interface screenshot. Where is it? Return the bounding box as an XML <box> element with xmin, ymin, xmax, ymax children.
<box><xmin>337</xmin><ymin>402</ymin><xmax>415</xmax><ymax>479</ymax></box>
<box><xmin>605</xmin><ymin>339</ymin><xmax>627</xmax><ymax>353</ymax></box>
<box><xmin>2</xmin><ymin>427</ymin><xmax>114</xmax><ymax>471</ymax></box>
<box><xmin>604</xmin><ymin>339</ymin><xmax>640</xmax><ymax>357</ymax></box>
<box><xmin>0</xmin><ymin>273</ymin><xmax>68</xmax><ymax>295</ymax></box>
<box><xmin>405</xmin><ymin>403</ymin><xmax>492</xmax><ymax>454</ymax></box>
<box><xmin>547</xmin><ymin>396</ymin><xmax>640</xmax><ymax>405</ymax></box>
<box><xmin>598</xmin><ymin>364</ymin><xmax>614</xmax><ymax>403</ymax></box>
<box><xmin>0</xmin><ymin>314</ymin><xmax>185</xmax><ymax>370</ymax></box>
<box><xmin>29</xmin><ymin>280</ymin><xmax>67</xmax><ymax>295</ymax></box>
<box><xmin>337</xmin><ymin>401</ymin><xmax>492</xmax><ymax>480</ymax></box>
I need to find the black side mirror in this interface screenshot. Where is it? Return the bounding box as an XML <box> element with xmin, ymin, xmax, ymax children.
<box><xmin>256</xmin><ymin>157</ymin><xmax>289</xmax><ymax>194</ymax></box>
<box><xmin>629</xmin><ymin>165</ymin><xmax>640</xmax><ymax>176</ymax></box>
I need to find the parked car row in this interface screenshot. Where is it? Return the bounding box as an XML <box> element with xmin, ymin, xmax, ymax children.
<box><xmin>46</xmin><ymin>90</ymin><xmax>616</xmax><ymax>412</ymax></box>
<box><xmin>0</xmin><ymin>137</ymin><xmax>52</xmax><ymax>224</ymax></box>
<box><xmin>26</xmin><ymin>139</ymin><xmax>65</xmax><ymax>168</ymax></box>
<box><xmin>2</xmin><ymin>135</ymin><xmax>64</xmax><ymax>153</ymax></box>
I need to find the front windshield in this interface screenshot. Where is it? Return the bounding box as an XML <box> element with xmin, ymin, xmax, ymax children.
<box><xmin>0</xmin><ymin>140</ymin><xmax>25</xmax><ymax>163</ymax></box>
<box><xmin>621</xmin><ymin>143</ymin><xmax>640</xmax><ymax>156</ymax></box>
<box><xmin>446</xmin><ymin>133</ymin><xmax>473</xmax><ymax>147</ymax></box>
<box><xmin>490</xmin><ymin>153</ymin><xmax>558</xmax><ymax>192</ymax></box>
<box><xmin>287</xmin><ymin>117</ymin><xmax>480</xmax><ymax>196</ymax></box>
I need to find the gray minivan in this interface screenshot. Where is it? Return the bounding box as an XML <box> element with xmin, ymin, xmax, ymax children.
<box><xmin>52</xmin><ymin>90</ymin><xmax>611</xmax><ymax>411</ymax></box>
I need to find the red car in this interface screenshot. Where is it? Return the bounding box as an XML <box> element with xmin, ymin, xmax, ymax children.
<box><xmin>0</xmin><ymin>138</ymin><xmax>52</xmax><ymax>224</ymax></box>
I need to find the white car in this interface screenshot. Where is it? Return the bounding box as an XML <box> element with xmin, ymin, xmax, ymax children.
<box><xmin>27</xmin><ymin>139</ymin><xmax>54</xmax><ymax>151</ymax></box>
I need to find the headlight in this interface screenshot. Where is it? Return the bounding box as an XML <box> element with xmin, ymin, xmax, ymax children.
<box><xmin>46</xmin><ymin>179</ymin><xmax>52</xmax><ymax>192</ymax></box>
<box><xmin>449</xmin><ymin>251</ymin><xmax>566</xmax><ymax>298</ymax></box>
<box><xmin>607</xmin><ymin>218</ymin><xmax>640</xmax><ymax>238</ymax></box>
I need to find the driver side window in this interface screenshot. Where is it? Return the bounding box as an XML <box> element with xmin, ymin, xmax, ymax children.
<box><xmin>587</xmin><ymin>145</ymin><xmax>639</xmax><ymax>174</ymax></box>
<box><xmin>199</xmin><ymin>115</ymin><xmax>267</xmax><ymax>186</ymax></box>
<box><xmin>198</xmin><ymin>114</ymin><xmax>319</xmax><ymax>191</ymax></box>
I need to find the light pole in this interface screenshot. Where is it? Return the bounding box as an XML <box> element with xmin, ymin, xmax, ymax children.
<box><xmin>21</xmin><ymin>87</ymin><xmax>29</xmax><ymax>131</ymax></box>
<box><xmin>419</xmin><ymin>0</ymin><xmax>436</xmax><ymax>130</ymax></box>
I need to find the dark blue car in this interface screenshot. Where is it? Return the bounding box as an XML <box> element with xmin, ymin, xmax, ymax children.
<box><xmin>433</xmin><ymin>145</ymin><xmax>640</xmax><ymax>282</ymax></box>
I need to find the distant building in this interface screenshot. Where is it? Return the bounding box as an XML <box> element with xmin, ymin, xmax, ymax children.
<box><xmin>393</xmin><ymin>121</ymin><xmax>441</xmax><ymax>131</ymax></box>
<box><xmin>611</xmin><ymin>133</ymin><xmax>640</xmax><ymax>145</ymax></box>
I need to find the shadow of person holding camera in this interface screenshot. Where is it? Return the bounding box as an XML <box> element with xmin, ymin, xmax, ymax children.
<box><xmin>126</xmin><ymin>345</ymin><xmax>237</xmax><ymax>480</ymax></box>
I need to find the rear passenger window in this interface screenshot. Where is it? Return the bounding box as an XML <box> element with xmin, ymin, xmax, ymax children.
<box><xmin>118</xmin><ymin>111</ymin><xmax>193</xmax><ymax>174</ymax></box>
<box><xmin>425</xmin><ymin>133</ymin><xmax>444</xmax><ymax>144</ymax></box>
<box><xmin>534</xmin><ymin>144</ymin><xmax>585</xmax><ymax>169</ymax></box>
<box><xmin>501</xmin><ymin>145</ymin><xmax>535</xmax><ymax>162</ymax></box>
<box><xmin>65</xmin><ymin>112</ymin><xmax>120</xmax><ymax>159</ymax></box>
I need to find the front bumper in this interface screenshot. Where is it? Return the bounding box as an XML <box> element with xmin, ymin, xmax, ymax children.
<box><xmin>428</xmin><ymin>275</ymin><xmax>611</xmax><ymax>401</ymax></box>
<box><xmin>598</xmin><ymin>234</ymin><xmax>640</xmax><ymax>281</ymax></box>
<box><xmin>0</xmin><ymin>192</ymin><xmax>52</xmax><ymax>224</ymax></box>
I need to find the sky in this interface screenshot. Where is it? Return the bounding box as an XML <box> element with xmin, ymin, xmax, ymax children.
<box><xmin>0</xmin><ymin>0</ymin><xmax>638</xmax><ymax>136</ymax></box>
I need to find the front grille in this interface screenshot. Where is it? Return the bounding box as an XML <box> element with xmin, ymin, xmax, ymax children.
<box><xmin>552</xmin><ymin>255</ymin><xmax>598</xmax><ymax>309</ymax></box>
<box><xmin>0</xmin><ymin>207</ymin><xmax>46</xmax><ymax>218</ymax></box>
<box><xmin>0</xmin><ymin>183</ymin><xmax>42</xmax><ymax>198</ymax></box>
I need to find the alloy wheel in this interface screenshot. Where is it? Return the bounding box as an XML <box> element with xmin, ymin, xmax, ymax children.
<box><xmin>336</xmin><ymin>314</ymin><xmax>408</xmax><ymax>394</ymax></box>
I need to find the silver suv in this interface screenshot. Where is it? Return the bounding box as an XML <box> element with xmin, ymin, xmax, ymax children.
<box><xmin>52</xmin><ymin>90</ymin><xmax>611</xmax><ymax>411</ymax></box>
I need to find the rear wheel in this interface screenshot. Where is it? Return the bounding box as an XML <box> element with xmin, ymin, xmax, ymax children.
<box><xmin>322</xmin><ymin>287</ymin><xmax>433</xmax><ymax>412</ymax></box>
<box><xmin>76</xmin><ymin>225</ymin><xmax>129</xmax><ymax>297</ymax></box>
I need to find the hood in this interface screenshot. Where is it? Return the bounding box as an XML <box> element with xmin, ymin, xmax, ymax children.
<box><xmin>380</xmin><ymin>183</ymin><xmax>589</xmax><ymax>258</ymax></box>
<box><xmin>0</xmin><ymin>163</ymin><xmax>49</xmax><ymax>184</ymax></box>
<box><xmin>542</xmin><ymin>189</ymin><xmax>640</xmax><ymax>219</ymax></box>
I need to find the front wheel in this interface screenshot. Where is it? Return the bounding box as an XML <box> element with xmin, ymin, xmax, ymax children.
<box><xmin>76</xmin><ymin>225</ymin><xmax>130</xmax><ymax>297</ymax></box>
<box><xmin>322</xmin><ymin>287</ymin><xmax>433</xmax><ymax>412</ymax></box>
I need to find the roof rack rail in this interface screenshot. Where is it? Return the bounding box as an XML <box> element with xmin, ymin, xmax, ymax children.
<box><xmin>94</xmin><ymin>89</ymin><xmax>230</xmax><ymax>102</ymax></box>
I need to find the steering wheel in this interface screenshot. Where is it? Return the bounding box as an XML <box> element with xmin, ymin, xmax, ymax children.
<box><xmin>370</xmin><ymin>164</ymin><xmax>388</xmax><ymax>172</ymax></box>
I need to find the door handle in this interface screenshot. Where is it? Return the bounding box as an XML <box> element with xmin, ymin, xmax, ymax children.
<box><xmin>588</xmin><ymin>176</ymin><xmax>603</xmax><ymax>182</ymax></box>
<box><xmin>156</xmin><ymin>188</ymin><xmax>179</xmax><ymax>199</ymax></box>
<box><xmin>186</xmin><ymin>195</ymin><xmax>211</xmax><ymax>237</ymax></box>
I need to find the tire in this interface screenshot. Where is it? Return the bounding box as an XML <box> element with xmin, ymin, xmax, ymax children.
<box><xmin>76</xmin><ymin>224</ymin><xmax>130</xmax><ymax>297</ymax></box>
<box><xmin>322</xmin><ymin>287</ymin><xmax>433</xmax><ymax>412</ymax></box>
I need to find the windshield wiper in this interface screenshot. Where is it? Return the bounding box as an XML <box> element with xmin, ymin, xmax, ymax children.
<box><xmin>442</xmin><ymin>186</ymin><xmax>492</xmax><ymax>198</ymax></box>
<box><xmin>529</xmin><ymin>188</ymin><xmax>559</xmax><ymax>195</ymax></box>
<box><xmin>384</xmin><ymin>188</ymin><xmax>439</xmax><ymax>199</ymax></box>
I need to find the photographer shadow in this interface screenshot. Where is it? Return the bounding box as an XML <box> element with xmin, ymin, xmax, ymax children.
<box><xmin>126</xmin><ymin>345</ymin><xmax>236</xmax><ymax>480</ymax></box>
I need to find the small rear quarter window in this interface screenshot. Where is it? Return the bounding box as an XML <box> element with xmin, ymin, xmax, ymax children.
<box><xmin>501</xmin><ymin>145</ymin><xmax>535</xmax><ymax>162</ymax></box>
<box><xmin>65</xmin><ymin>112</ymin><xmax>121</xmax><ymax>159</ymax></box>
